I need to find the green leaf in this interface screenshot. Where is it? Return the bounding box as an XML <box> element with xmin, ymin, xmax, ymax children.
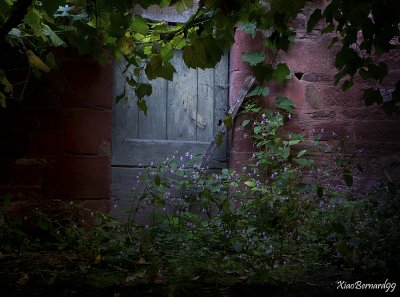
<box><xmin>341</xmin><ymin>79</ymin><xmax>353</xmax><ymax>91</ymax></box>
<box><xmin>145</xmin><ymin>54</ymin><xmax>176</xmax><ymax>80</ymax></box>
<box><xmin>42</xmin><ymin>25</ymin><xmax>65</xmax><ymax>47</ymax></box>
<box><xmin>359</xmin><ymin>62</ymin><xmax>388</xmax><ymax>82</ymax></box>
<box><xmin>183</xmin><ymin>44</ymin><xmax>207</xmax><ymax>69</ymax></box>
<box><xmin>216</xmin><ymin>133</ymin><xmax>224</xmax><ymax>147</ymax></box>
<box><xmin>239</xmin><ymin>22</ymin><xmax>257</xmax><ymax>38</ymax></box>
<box><xmin>183</xmin><ymin>38</ymin><xmax>223</xmax><ymax>69</ymax></box>
<box><xmin>244</xmin><ymin>181</ymin><xmax>256</xmax><ymax>187</ymax></box>
<box><xmin>27</xmin><ymin>50</ymin><xmax>50</xmax><ymax>72</ymax></box>
<box><xmin>273</xmin><ymin>63</ymin><xmax>291</xmax><ymax>82</ymax></box>
<box><xmin>296</xmin><ymin>149</ymin><xmax>307</xmax><ymax>158</ymax></box>
<box><xmin>223</xmin><ymin>114</ymin><xmax>232</xmax><ymax>129</ymax></box>
<box><xmin>42</xmin><ymin>0</ymin><xmax>64</xmax><ymax>16</ymax></box>
<box><xmin>253</xmin><ymin>64</ymin><xmax>274</xmax><ymax>84</ymax></box>
<box><xmin>137</xmin><ymin>99</ymin><xmax>148</xmax><ymax>116</ymax></box>
<box><xmin>0</xmin><ymin>70</ymin><xmax>13</xmax><ymax>95</ymax></box>
<box><xmin>160</xmin><ymin>0</ymin><xmax>171</xmax><ymax>8</ymax></box>
<box><xmin>242</xmin><ymin>119</ymin><xmax>250</xmax><ymax>127</ymax></box>
<box><xmin>233</xmin><ymin>240</ymin><xmax>242</xmax><ymax>252</ymax></box>
<box><xmin>130</xmin><ymin>16</ymin><xmax>149</xmax><ymax>34</ymax></box>
<box><xmin>307</xmin><ymin>8</ymin><xmax>322</xmax><ymax>32</ymax></box>
<box><xmin>288</xmin><ymin>140</ymin><xmax>301</xmax><ymax>145</ymax></box>
<box><xmin>154</xmin><ymin>175</ymin><xmax>161</xmax><ymax>186</ymax></box>
<box><xmin>172</xmin><ymin>0</ymin><xmax>193</xmax><ymax>13</ymax></box>
<box><xmin>276</xmin><ymin>96</ymin><xmax>294</xmax><ymax>112</ymax></box>
<box><xmin>282</xmin><ymin>146</ymin><xmax>290</xmax><ymax>160</ymax></box>
<box><xmin>247</xmin><ymin>86</ymin><xmax>269</xmax><ymax>97</ymax></box>
<box><xmin>295</xmin><ymin>158</ymin><xmax>314</xmax><ymax>166</ymax></box>
<box><xmin>328</xmin><ymin>37</ymin><xmax>339</xmax><ymax>48</ymax></box>
<box><xmin>24</xmin><ymin>8</ymin><xmax>41</xmax><ymax>31</ymax></box>
<box><xmin>321</xmin><ymin>23</ymin><xmax>334</xmax><ymax>34</ymax></box>
<box><xmin>45</xmin><ymin>52</ymin><xmax>57</xmax><ymax>69</ymax></box>
<box><xmin>0</xmin><ymin>91</ymin><xmax>6</xmax><ymax>108</ymax></box>
<box><xmin>362</xmin><ymin>88</ymin><xmax>383</xmax><ymax>106</ymax></box>
<box><xmin>253</xmin><ymin>126</ymin><xmax>262</xmax><ymax>134</ymax></box>
<box><xmin>136</xmin><ymin>83</ymin><xmax>152</xmax><ymax>100</ymax></box>
<box><xmin>116</xmin><ymin>88</ymin><xmax>126</xmax><ymax>103</ymax></box>
<box><xmin>241</xmin><ymin>51</ymin><xmax>266</xmax><ymax>66</ymax></box>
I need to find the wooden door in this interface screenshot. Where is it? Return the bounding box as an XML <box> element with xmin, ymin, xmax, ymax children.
<box><xmin>111</xmin><ymin>52</ymin><xmax>229</xmax><ymax>219</ymax></box>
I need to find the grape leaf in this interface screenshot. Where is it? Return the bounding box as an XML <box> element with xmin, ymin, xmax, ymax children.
<box><xmin>241</xmin><ymin>51</ymin><xmax>266</xmax><ymax>66</ymax></box>
<box><xmin>24</xmin><ymin>8</ymin><xmax>41</xmax><ymax>31</ymax></box>
<box><xmin>307</xmin><ymin>8</ymin><xmax>322</xmax><ymax>32</ymax></box>
<box><xmin>145</xmin><ymin>54</ymin><xmax>176</xmax><ymax>80</ymax></box>
<box><xmin>172</xmin><ymin>0</ymin><xmax>193</xmax><ymax>13</ymax></box>
<box><xmin>130</xmin><ymin>16</ymin><xmax>149</xmax><ymax>34</ymax></box>
<box><xmin>362</xmin><ymin>88</ymin><xmax>383</xmax><ymax>106</ymax></box>
<box><xmin>27</xmin><ymin>50</ymin><xmax>50</xmax><ymax>72</ymax></box>
<box><xmin>242</xmin><ymin>119</ymin><xmax>250</xmax><ymax>127</ymax></box>
<box><xmin>137</xmin><ymin>99</ymin><xmax>148</xmax><ymax>116</ymax></box>
<box><xmin>273</xmin><ymin>63</ymin><xmax>291</xmax><ymax>82</ymax></box>
<box><xmin>116</xmin><ymin>88</ymin><xmax>126</xmax><ymax>103</ymax></box>
<box><xmin>276</xmin><ymin>96</ymin><xmax>294</xmax><ymax>112</ymax></box>
<box><xmin>136</xmin><ymin>83</ymin><xmax>152</xmax><ymax>100</ymax></box>
<box><xmin>42</xmin><ymin>0</ymin><xmax>64</xmax><ymax>15</ymax></box>
<box><xmin>42</xmin><ymin>25</ymin><xmax>65</xmax><ymax>47</ymax></box>
<box><xmin>247</xmin><ymin>86</ymin><xmax>269</xmax><ymax>97</ymax></box>
<box><xmin>239</xmin><ymin>22</ymin><xmax>257</xmax><ymax>38</ymax></box>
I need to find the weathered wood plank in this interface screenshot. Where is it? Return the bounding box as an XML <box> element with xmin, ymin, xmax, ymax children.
<box><xmin>112</xmin><ymin>62</ymin><xmax>139</xmax><ymax>164</ymax></box>
<box><xmin>134</xmin><ymin>3</ymin><xmax>199</xmax><ymax>23</ymax></box>
<box><xmin>112</xmin><ymin>139</ymin><xmax>226</xmax><ymax>168</ymax></box>
<box><xmin>212</xmin><ymin>55</ymin><xmax>230</xmax><ymax>163</ymax></box>
<box><xmin>138</xmin><ymin>78</ymin><xmax>167</xmax><ymax>139</ymax></box>
<box><xmin>196</xmin><ymin>68</ymin><xmax>214</xmax><ymax>141</ymax></box>
<box><xmin>214</xmin><ymin>55</ymin><xmax>229</xmax><ymax>135</ymax></box>
<box><xmin>167</xmin><ymin>51</ymin><xmax>197</xmax><ymax>141</ymax></box>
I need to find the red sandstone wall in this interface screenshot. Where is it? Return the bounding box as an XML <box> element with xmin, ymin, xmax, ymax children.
<box><xmin>0</xmin><ymin>56</ymin><xmax>112</xmax><ymax>213</ymax></box>
<box><xmin>229</xmin><ymin>11</ymin><xmax>400</xmax><ymax>194</ymax></box>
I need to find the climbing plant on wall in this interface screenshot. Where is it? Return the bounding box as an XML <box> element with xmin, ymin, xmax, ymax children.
<box><xmin>0</xmin><ymin>0</ymin><xmax>399</xmax><ymax>113</ymax></box>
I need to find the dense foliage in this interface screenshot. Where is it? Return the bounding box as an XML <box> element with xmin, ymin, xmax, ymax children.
<box><xmin>1</xmin><ymin>99</ymin><xmax>399</xmax><ymax>295</ymax></box>
<box><xmin>1</xmin><ymin>0</ymin><xmax>399</xmax><ymax>113</ymax></box>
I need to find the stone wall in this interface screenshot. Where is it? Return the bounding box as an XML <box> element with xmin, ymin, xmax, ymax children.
<box><xmin>229</xmin><ymin>8</ymin><xmax>400</xmax><ymax>195</ymax></box>
<box><xmin>0</xmin><ymin>55</ymin><xmax>112</xmax><ymax>213</ymax></box>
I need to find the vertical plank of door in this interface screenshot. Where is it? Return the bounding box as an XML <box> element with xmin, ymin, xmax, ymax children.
<box><xmin>138</xmin><ymin>78</ymin><xmax>167</xmax><ymax>140</ymax></box>
<box><xmin>214</xmin><ymin>54</ymin><xmax>229</xmax><ymax>135</ymax></box>
<box><xmin>197</xmin><ymin>68</ymin><xmax>214</xmax><ymax>142</ymax></box>
<box><xmin>112</xmin><ymin>62</ymin><xmax>139</xmax><ymax>142</ymax></box>
<box><xmin>167</xmin><ymin>52</ymin><xmax>197</xmax><ymax>141</ymax></box>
